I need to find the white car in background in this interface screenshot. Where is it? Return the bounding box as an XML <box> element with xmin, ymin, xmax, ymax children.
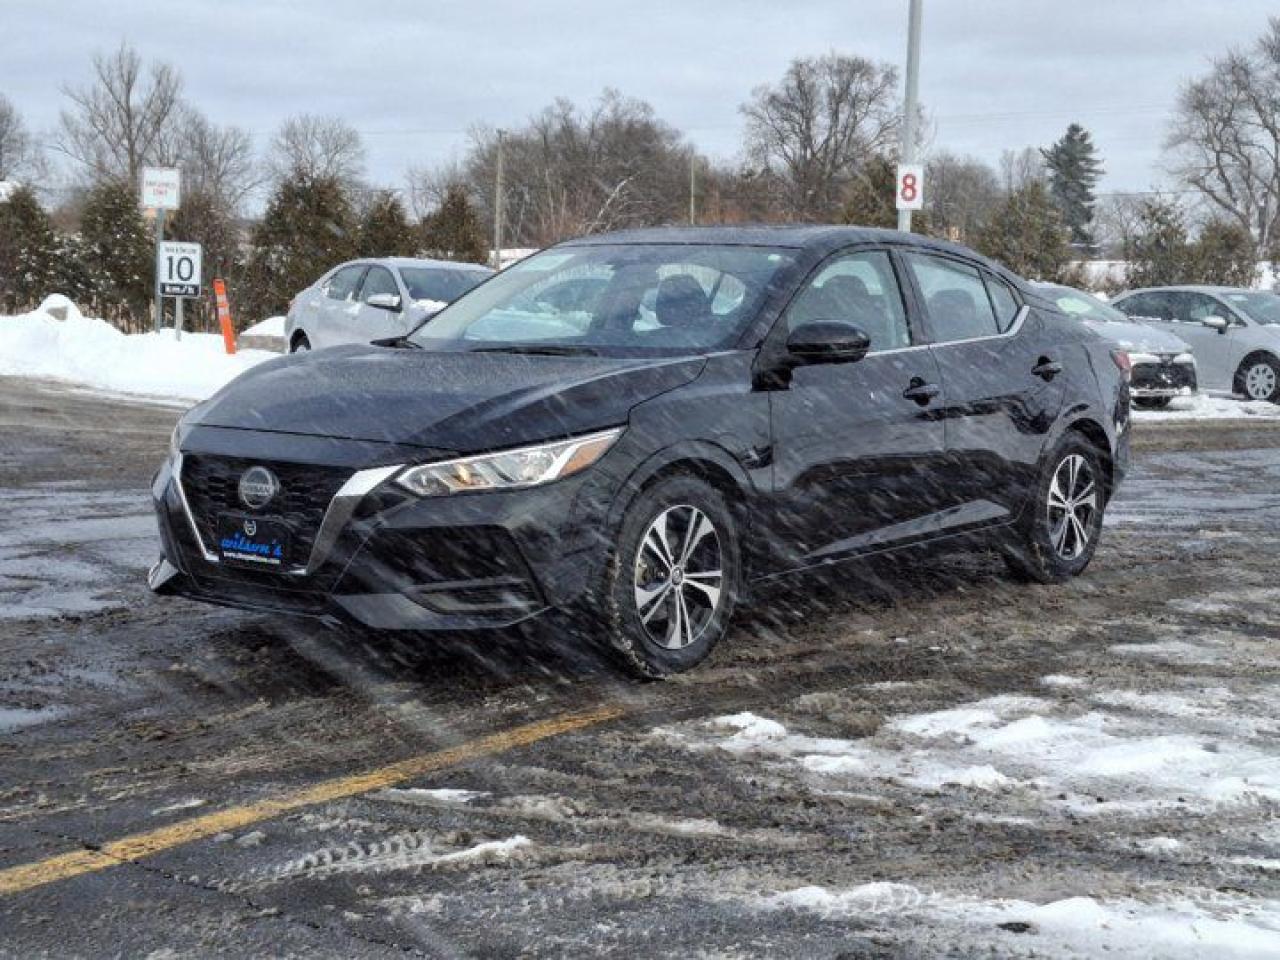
<box><xmin>1112</xmin><ymin>285</ymin><xmax>1280</xmax><ymax>403</ymax></box>
<box><xmin>1038</xmin><ymin>283</ymin><xmax>1198</xmax><ymax>409</ymax></box>
<box><xmin>285</xmin><ymin>257</ymin><xmax>493</xmax><ymax>352</ymax></box>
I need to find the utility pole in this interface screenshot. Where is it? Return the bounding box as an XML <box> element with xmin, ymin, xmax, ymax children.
<box><xmin>689</xmin><ymin>152</ymin><xmax>697</xmax><ymax>225</ymax></box>
<box><xmin>897</xmin><ymin>0</ymin><xmax>923</xmax><ymax>233</ymax></box>
<box><xmin>493</xmin><ymin>129</ymin><xmax>505</xmax><ymax>270</ymax></box>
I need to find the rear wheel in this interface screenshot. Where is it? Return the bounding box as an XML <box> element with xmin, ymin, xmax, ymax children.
<box><xmin>290</xmin><ymin>333</ymin><xmax>311</xmax><ymax>354</ymax></box>
<box><xmin>1004</xmin><ymin>435</ymin><xmax>1106</xmax><ymax>584</ymax></box>
<box><xmin>1236</xmin><ymin>355</ymin><xmax>1280</xmax><ymax>402</ymax></box>
<box><xmin>1133</xmin><ymin>396</ymin><xmax>1171</xmax><ymax>409</ymax></box>
<box><xmin>595</xmin><ymin>475</ymin><xmax>741</xmax><ymax>678</ymax></box>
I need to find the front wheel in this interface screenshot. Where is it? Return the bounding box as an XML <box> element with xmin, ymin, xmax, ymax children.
<box><xmin>1004</xmin><ymin>435</ymin><xmax>1106</xmax><ymax>584</ymax></box>
<box><xmin>594</xmin><ymin>475</ymin><xmax>741</xmax><ymax>678</ymax></box>
<box><xmin>1236</xmin><ymin>356</ymin><xmax>1280</xmax><ymax>402</ymax></box>
<box><xmin>290</xmin><ymin>333</ymin><xmax>312</xmax><ymax>354</ymax></box>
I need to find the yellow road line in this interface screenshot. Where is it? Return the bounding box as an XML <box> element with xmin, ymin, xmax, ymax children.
<box><xmin>0</xmin><ymin>703</ymin><xmax>623</xmax><ymax>897</ymax></box>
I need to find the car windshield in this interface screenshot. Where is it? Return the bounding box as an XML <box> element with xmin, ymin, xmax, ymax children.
<box><xmin>408</xmin><ymin>243</ymin><xmax>798</xmax><ymax>356</ymax></box>
<box><xmin>1222</xmin><ymin>291</ymin><xmax>1280</xmax><ymax>325</ymax></box>
<box><xmin>399</xmin><ymin>267</ymin><xmax>489</xmax><ymax>304</ymax></box>
<box><xmin>1047</xmin><ymin>286</ymin><xmax>1130</xmax><ymax>324</ymax></box>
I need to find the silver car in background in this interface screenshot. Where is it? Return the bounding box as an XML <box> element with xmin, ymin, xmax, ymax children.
<box><xmin>1112</xmin><ymin>285</ymin><xmax>1280</xmax><ymax>403</ymax></box>
<box><xmin>285</xmin><ymin>257</ymin><xmax>494</xmax><ymax>353</ymax></box>
<box><xmin>1038</xmin><ymin>283</ymin><xmax>1197</xmax><ymax>409</ymax></box>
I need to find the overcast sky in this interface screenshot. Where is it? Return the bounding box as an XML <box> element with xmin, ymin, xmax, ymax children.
<box><xmin>5</xmin><ymin>0</ymin><xmax>1277</xmax><ymax>203</ymax></box>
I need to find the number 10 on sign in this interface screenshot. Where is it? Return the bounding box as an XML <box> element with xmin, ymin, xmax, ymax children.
<box><xmin>896</xmin><ymin>164</ymin><xmax>923</xmax><ymax>211</ymax></box>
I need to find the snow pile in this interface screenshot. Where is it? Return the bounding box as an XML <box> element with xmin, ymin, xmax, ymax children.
<box><xmin>239</xmin><ymin>315</ymin><xmax>285</xmax><ymax>338</ymax></box>
<box><xmin>1133</xmin><ymin>393</ymin><xmax>1280</xmax><ymax>421</ymax></box>
<box><xmin>0</xmin><ymin>298</ymin><xmax>276</xmax><ymax>402</ymax></box>
<box><xmin>763</xmin><ymin>883</ymin><xmax>1280</xmax><ymax>959</ymax></box>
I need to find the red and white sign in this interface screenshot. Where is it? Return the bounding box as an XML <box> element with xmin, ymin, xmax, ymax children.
<box><xmin>141</xmin><ymin>167</ymin><xmax>181</xmax><ymax>210</ymax></box>
<box><xmin>895</xmin><ymin>163</ymin><xmax>923</xmax><ymax>212</ymax></box>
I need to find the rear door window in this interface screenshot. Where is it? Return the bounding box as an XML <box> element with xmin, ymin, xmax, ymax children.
<box><xmin>903</xmin><ymin>253</ymin><xmax>1000</xmax><ymax>342</ymax></box>
<box><xmin>1116</xmin><ymin>292</ymin><xmax>1173</xmax><ymax>321</ymax></box>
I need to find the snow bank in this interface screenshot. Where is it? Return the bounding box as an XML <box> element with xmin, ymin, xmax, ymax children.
<box><xmin>0</xmin><ymin>298</ymin><xmax>275</xmax><ymax>402</ymax></box>
<box><xmin>240</xmin><ymin>315</ymin><xmax>285</xmax><ymax>338</ymax></box>
<box><xmin>1133</xmin><ymin>393</ymin><xmax>1280</xmax><ymax>421</ymax></box>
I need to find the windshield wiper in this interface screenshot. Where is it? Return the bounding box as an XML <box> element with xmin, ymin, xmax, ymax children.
<box><xmin>471</xmin><ymin>343</ymin><xmax>600</xmax><ymax>357</ymax></box>
<box><xmin>372</xmin><ymin>335</ymin><xmax>422</xmax><ymax>349</ymax></box>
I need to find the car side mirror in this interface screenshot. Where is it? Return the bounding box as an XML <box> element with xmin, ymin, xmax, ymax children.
<box><xmin>366</xmin><ymin>292</ymin><xmax>402</xmax><ymax>312</ymax></box>
<box><xmin>785</xmin><ymin>321</ymin><xmax>871</xmax><ymax>365</ymax></box>
<box><xmin>1202</xmin><ymin>315</ymin><xmax>1229</xmax><ymax>333</ymax></box>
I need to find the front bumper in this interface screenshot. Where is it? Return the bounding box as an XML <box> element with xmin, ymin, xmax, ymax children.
<box><xmin>149</xmin><ymin>433</ymin><xmax>616</xmax><ymax>631</ymax></box>
<box><xmin>1130</xmin><ymin>357</ymin><xmax>1197</xmax><ymax>398</ymax></box>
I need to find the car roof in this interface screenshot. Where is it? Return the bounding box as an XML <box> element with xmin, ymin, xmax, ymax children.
<box><xmin>346</xmin><ymin>257</ymin><xmax>493</xmax><ymax>273</ymax></box>
<box><xmin>557</xmin><ymin>224</ymin><xmax>1027</xmax><ymax>286</ymax></box>
<box><xmin>1118</xmin><ymin>285</ymin><xmax>1256</xmax><ymax>297</ymax></box>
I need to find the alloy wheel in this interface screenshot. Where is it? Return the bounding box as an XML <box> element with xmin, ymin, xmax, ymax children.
<box><xmin>1046</xmin><ymin>454</ymin><xmax>1097</xmax><ymax>561</ymax></box>
<box><xmin>1245</xmin><ymin>362</ymin><xmax>1276</xmax><ymax>400</ymax></box>
<box><xmin>632</xmin><ymin>504</ymin><xmax>724</xmax><ymax>650</ymax></box>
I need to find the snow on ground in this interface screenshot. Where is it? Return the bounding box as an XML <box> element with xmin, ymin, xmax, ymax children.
<box><xmin>1132</xmin><ymin>392</ymin><xmax>1280</xmax><ymax>421</ymax></box>
<box><xmin>239</xmin><ymin>315</ymin><xmax>285</xmax><ymax>338</ymax></box>
<box><xmin>0</xmin><ymin>296</ymin><xmax>275</xmax><ymax>401</ymax></box>
<box><xmin>654</xmin><ymin>637</ymin><xmax>1280</xmax><ymax>958</ymax></box>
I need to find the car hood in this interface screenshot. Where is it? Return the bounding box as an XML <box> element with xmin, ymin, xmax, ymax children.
<box><xmin>1081</xmin><ymin>318</ymin><xmax>1190</xmax><ymax>355</ymax></box>
<box><xmin>188</xmin><ymin>345</ymin><xmax>706</xmax><ymax>452</ymax></box>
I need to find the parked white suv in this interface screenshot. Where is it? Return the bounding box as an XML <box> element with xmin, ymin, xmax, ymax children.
<box><xmin>1112</xmin><ymin>286</ymin><xmax>1280</xmax><ymax>402</ymax></box>
<box><xmin>285</xmin><ymin>258</ymin><xmax>493</xmax><ymax>352</ymax></box>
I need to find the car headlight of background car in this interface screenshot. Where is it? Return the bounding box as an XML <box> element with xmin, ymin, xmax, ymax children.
<box><xmin>1173</xmin><ymin>352</ymin><xmax>1196</xmax><ymax>365</ymax></box>
<box><xmin>395</xmin><ymin>427</ymin><xmax>624</xmax><ymax>497</ymax></box>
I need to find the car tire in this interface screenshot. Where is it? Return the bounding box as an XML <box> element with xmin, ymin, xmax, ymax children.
<box><xmin>1133</xmin><ymin>396</ymin><xmax>1171</xmax><ymax>409</ymax></box>
<box><xmin>291</xmin><ymin>333</ymin><xmax>311</xmax><ymax>354</ymax></box>
<box><xmin>1235</xmin><ymin>355</ymin><xmax>1280</xmax><ymax>402</ymax></box>
<box><xmin>1003</xmin><ymin>434</ymin><xmax>1107</xmax><ymax>585</ymax></box>
<box><xmin>594</xmin><ymin>474</ymin><xmax>741</xmax><ymax>679</ymax></box>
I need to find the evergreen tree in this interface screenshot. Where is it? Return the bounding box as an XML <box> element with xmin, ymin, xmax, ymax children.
<box><xmin>420</xmin><ymin>184</ymin><xmax>488</xmax><ymax>265</ymax></box>
<box><xmin>1125</xmin><ymin>197</ymin><xmax>1193</xmax><ymax>288</ymax></box>
<box><xmin>1041</xmin><ymin>124</ymin><xmax>1104</xmax><ymax>249</ymax></box>
<box><xmin>242</xmin><ymin>173</ymin><xmax>358</xmax><ymax>324</ymax></box>
<box><xmin>357</xmin><ymin>190</ymin><xmax>416</xmax><ymax>257</ymax></box>
<box><xmin>1191</xmin><ymin>219</ymin><xmax>1257</xmax><ymax>287</ymax></box>
<box><xmin>79</xmin><ymin>179</ymin><xmax>153</xmax><ymax>329</ymax></box>
<box><xmin>0</xmin><ymin>185</ymin><xmax>60</xmax><ymax>311</ymax></box>
<box><xmin>974</xmin><ymin>180</ymin><xmax>1071</xmax><ymax>280</ymax></box>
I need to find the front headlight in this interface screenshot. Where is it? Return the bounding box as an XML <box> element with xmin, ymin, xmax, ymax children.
<box><xmin>168</xmin><ymin>423</ymin><xmax>183</xmax><ymax>461</ymax></box>
<box><xmin>1127</xmin><ymin>352</ymin><xmax>1159</xmax><ymax>365</ymax></box>
<box><xmin>1174</xmin><ymin>352</ymin><xmax>1196</xmax><ymax>365</ymax></box>
<box><xmin>395</xmin><ymin>427</ymin><xmax>624</xmax><ymax>497</ymax></box>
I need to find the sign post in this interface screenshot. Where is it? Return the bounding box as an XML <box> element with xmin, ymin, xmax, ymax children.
<box><xmin>157</xmin><ymin>241</ymin><xmax>201</xmax><ymax>341</ymax></box>
<box><xmin>141</xmin><ymin>167</ymin><xmax>182</xmax><ymax>333</ymax></box>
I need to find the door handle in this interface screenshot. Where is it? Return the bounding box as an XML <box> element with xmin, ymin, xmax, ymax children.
<box><xmin>1032</xmin><ymin>357</ymin><xmax>1063</xmax><ymax>381</ymax></box>
<box><xmin>902</xmin><ymin>379</ymin><xmax>940</xmax><ymax>405</ymax></box>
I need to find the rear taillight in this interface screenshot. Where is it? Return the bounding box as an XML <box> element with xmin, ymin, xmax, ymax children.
<box><xmin>1111</xmin><ymin>349</ymin><xmax>1132</xmax><ymax>382</ymax></box>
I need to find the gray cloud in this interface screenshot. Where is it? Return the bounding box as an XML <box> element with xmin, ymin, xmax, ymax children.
<box><xmin>3</xmin><ymin>0</ymin><xmax>1275</xmax><ymax>200</ymax></box>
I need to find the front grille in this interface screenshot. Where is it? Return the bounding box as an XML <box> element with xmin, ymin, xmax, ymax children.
<box><xmin>181</xmin><ymin>455</ymin><xmax>352</xmax><ymax>567</ymax></box>
<box><xmin>1132</xmin><ymin>358</ymin><xmax>1196</xmax><ymax>392</ymax></box>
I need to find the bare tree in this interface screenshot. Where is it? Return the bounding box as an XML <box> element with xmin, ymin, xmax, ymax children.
<box><xmin>463</xmin><ymin>91</ymin><xmax>690</xmax><ymax>247</ymax></box>
<box><xmin>405</xmin><ymin>161</ymin><xmax>468</xmax><ymax>220</ymax></box>
<box><xmin>924</xmin><ymin>152</ymin><xmax>1002</xmax><ymax>243</ymax></box>
<box><xmin>0</xmin><ymin>94</ymin><xmax>43</xmax><ymax>182</ymax></box>
<box><xmin>268</xmin><ymin>114</ymin><xmax>365</xmax><ymax>187</ymax></box>
<box><xmin>999</xmin><ymin>147</ymin><xmax>1046</xmax><ymax>193</ymax></box>
<box><xmin>741</xmin><ymin>53</ymin><xmax>899</xmax><ymax>220</ymax></box>
<box><xmin>176</xmin><ymin>110</ymin><xmax>258</xmax><ymax>211</ymax></box>
<box><xmin>1167</xmin><ymin>16</ymin><xmax>1280</xmax><ymax>248</ymax></box>
<box><xmin>56</xmin><ymin>42</ymin><xmax>183</xmax><ymax>185</ymax></box>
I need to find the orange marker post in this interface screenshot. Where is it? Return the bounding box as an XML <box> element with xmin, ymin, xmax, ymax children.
<box><xmin>213</xmin><ymin>278</ymin><xmax>236</xmax><ymax>355</ymax></box>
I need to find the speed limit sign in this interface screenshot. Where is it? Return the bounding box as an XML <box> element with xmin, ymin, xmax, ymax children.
<box><xmin>158</xmin><ymin>241</ymin><xmax>202</xmax><ymax>298</ymax></box>
<box><xmin>895</xmin><ymin>164</ymin><xmax>924</xmax><ymax>211</ymax></box>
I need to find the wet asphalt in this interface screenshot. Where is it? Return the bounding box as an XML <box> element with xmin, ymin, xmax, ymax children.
<box><xmin>1</xmin><ymin>378</ymin><xmax>1279</xmax><ymax>958</ymax></box>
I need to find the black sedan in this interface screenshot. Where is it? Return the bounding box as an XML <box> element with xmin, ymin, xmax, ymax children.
<box><xmin>150</xmin><ymin>226</ymin><xmax>1131</xmax><ymax>677</ymax></box>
